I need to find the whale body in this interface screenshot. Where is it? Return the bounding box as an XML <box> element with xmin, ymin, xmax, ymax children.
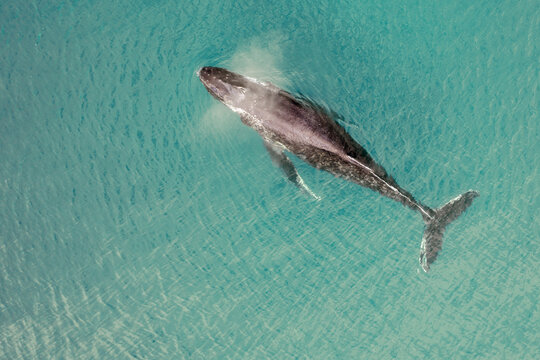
<box><xmin>198</xmin><ymin>66</ymin><xmax>478</xmax><ymax>272</ymax></box>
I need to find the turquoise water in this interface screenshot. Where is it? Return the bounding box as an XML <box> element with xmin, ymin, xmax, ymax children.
<box><xmin>1</xmin><ymin>0</ymin><xmax>538</xmax><ymax>358</ymax></box>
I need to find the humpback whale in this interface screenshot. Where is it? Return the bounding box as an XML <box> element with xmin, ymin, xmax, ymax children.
<box><xmin>198</xmin><ymin>66</ymin><xmax>478</xmax><ymax>272</ymax></box>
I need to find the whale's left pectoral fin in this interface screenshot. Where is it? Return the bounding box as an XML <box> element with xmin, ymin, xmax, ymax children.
<box><xmin>263</xmin><ymin>140</ymin><xmax>320</xmax><ymax>200</ymax></box>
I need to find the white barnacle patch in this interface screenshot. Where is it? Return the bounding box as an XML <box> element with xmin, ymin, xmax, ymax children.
<box><xmin>244</xmin><ymin>75</ymin><xmax>280</xmax><ymax>93</ymax></box>
<box><xmin>226</xmin><ymin>103</ymin><xmax>262</xmax><ymax>128</ymax></box>
<box><xmin>227</xmin><ymin>103</ymin><xmax>248</xmax><ymax>117</ymax></box>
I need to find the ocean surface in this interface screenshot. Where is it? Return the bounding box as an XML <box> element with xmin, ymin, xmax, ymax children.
<box><xmin>1</xmin><ymin>0</ymin><xmax>538</xmax><ymax>358</ymax></box>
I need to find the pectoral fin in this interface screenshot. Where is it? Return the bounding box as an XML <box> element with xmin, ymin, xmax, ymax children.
<box><xmin>263</xmin><ymin>140</ymin><xmax>320</xmax><ymax>200</ymax></box>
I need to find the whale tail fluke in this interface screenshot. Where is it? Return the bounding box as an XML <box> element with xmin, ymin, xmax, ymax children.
<box><xmin>419</xmin><ymin>190</ymin><xmax>479</xmax><ymax>272</ymax></box>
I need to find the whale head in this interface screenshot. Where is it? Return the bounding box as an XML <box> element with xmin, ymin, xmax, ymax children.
<box><xmin>198</xmin><ymin>67</ymin><xmax>250</xmax><ymax>104</ymax></box>
<box><xmin>198</xmin><ymin>66</ymin><xmax>273</xmax><ymax>114</ymax></box>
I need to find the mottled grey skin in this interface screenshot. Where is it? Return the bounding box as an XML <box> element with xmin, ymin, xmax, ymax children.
<box><xmin>198</xmin><ymin>66</ymin><xmax>478</xmax><ymax>271</ymax></box>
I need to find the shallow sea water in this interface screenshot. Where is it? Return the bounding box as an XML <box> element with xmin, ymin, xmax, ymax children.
<box><xmin>1</xmin><ymin>0</ymin><xmax>539</xmax><ymax>358</ymax></box>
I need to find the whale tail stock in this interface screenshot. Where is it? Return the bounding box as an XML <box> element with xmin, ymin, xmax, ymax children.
<box><xmin>419</xmin><ymin>190</ymin><xmax>479</xmax><ymax>272</ymax></box>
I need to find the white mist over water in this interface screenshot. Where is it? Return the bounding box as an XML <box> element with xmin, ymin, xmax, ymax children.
<box><xmin>226</xmin><ymin>32</ymin><xmax>291</xmax><ymax>88</ymax></box>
